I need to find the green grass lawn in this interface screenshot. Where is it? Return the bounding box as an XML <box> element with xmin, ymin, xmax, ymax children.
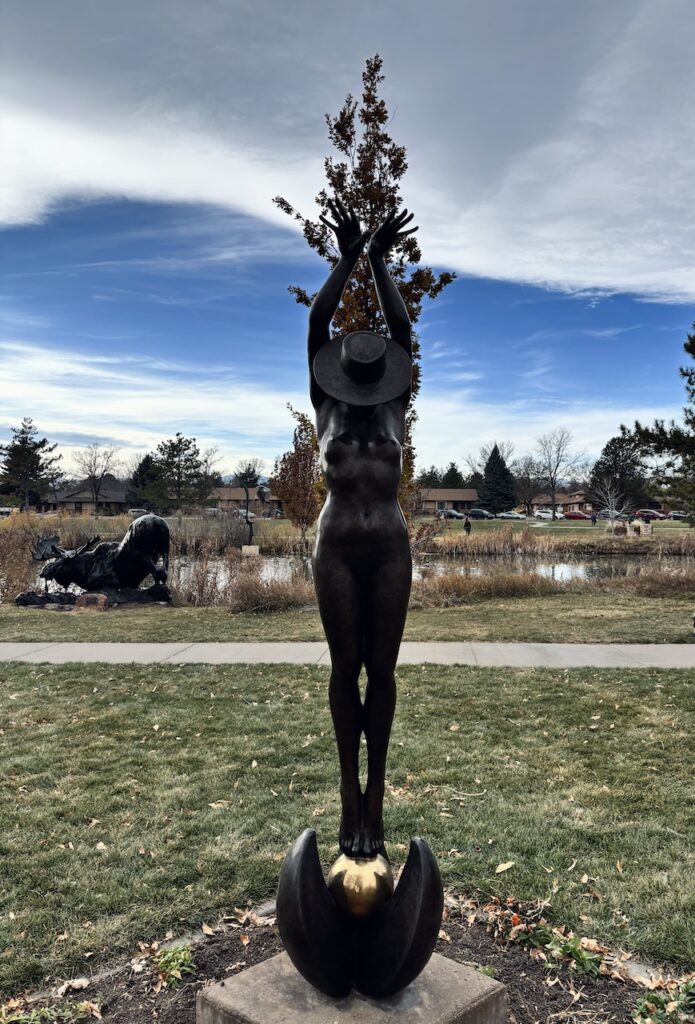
<box><xmin>0</xmin><ymin>662</ymin><xmax>692</xmax><ymax>995</ymax></box>
<box><xmin>1</xmin><ymin>591</ymin><xmax>693</xmax><ymax>644</ymax></box>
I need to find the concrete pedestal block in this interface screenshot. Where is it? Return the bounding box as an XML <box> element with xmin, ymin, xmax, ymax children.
<box><xmin>242</xmin><ymin>545</ymin><xmax>260</xmax><ymax>557</ymax></box>
<box><xmin>197</xmin><ymin>951</ymin><xmax>507</xmax><ymax>1024</ymax></box>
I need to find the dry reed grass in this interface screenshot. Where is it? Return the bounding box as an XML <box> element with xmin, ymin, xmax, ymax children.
<box><xmin>0</xmin><ymin>512</ymin><xmax>309</xmax><ymax>555</ymax></box>
<box><xmin>434</xmin><ymin>524</ymin><xmax>695</xmax><ymax>559</ymax></box>
<box><xmin>169</xmin><ymin>544</ymin><xmax>315</xmax><ymax>612</ymax></box>
<box><xmin>0</xmin><ymin>528</ymin><xmax>34</xmax><ymax>603</ymax></box>
<box><xmin>410</xmin><ymin>570</ymin><xmax>558</xmax><ymax>607</ymax></box>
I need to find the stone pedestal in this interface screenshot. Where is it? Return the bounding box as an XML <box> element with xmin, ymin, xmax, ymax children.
<box><xmin>242</xmin><ymin>545</ymin><xmax>260</xmax><ymax>557</ymax></box>
<box><xmin>197</xmin><ymin>952</ymin><xmax>507</xmax><ymax>1024</ymax></box>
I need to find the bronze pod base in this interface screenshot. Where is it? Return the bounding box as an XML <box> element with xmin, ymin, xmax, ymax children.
<box><xmin>276</xmin><ymin>828</ymin><xmax>444</xmax><ymax>999</ymax></box>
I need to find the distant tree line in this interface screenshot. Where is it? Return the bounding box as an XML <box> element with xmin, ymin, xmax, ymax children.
<box><xmin>3</xmin><ymin>323</ymin><xmax>692</xmax><ymax>522</ymax></box>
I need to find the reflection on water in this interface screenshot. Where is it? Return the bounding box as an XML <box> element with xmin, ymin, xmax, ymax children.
<box><xmin>174</xmin><ymin>554</ymin><xmax>693</xmax><ymax>585</ymax></box>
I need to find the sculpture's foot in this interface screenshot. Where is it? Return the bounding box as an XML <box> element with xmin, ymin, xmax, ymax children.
<box><xmin>361</xmin><ymin>787</ymin><xmax>385</xmax><ymax>857</ymax></box>
<box><xmin>339</xmin><ymin>790</ymin><xmax>363</xmax><ymax>856</ymax></box>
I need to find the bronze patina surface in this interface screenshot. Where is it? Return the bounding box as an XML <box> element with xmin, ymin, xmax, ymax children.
<box><xmin>276</xmin><ymin>201</ymin><xmax>443</xmax><ymax>998</ymax></box>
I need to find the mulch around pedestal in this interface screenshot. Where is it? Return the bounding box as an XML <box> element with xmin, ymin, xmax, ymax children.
<box><xmin>25</xmin><ymin>916</ymin><xmax>644</xmax><ymax>1024</ymax></box>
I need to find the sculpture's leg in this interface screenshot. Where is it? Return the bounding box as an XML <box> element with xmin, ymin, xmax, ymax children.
<box><xmin>362</xmin><ymin>548</ymin><xmax>411</xmax><ymax>857</ymax></box>
<box><xmin>313</xmin><ymin>553</ymin><xmax>365</xmax><ymax>856</ymax></box>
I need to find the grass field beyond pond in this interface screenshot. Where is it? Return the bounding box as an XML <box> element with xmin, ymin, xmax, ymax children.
<box><xmin>1</xmin><ymin>591</ymin><xmax>693</xmax><ymax>643</ymax></box>
<box><xmin>0</xmin><ymin>662</ymin><xmax>692</xmax><ymax>995</ymax></box>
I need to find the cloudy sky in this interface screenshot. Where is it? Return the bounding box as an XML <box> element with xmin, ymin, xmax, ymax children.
<box><xmin>1</xmin><ymin>0</ymin><xmax>694</xmax><ymax>476</ymax></box>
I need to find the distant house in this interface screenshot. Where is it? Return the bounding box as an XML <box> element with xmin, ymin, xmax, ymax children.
<box><xmin>212</xmin><ymin>486</ymin><xmax>283</xmax><ymax>516</ymax></box>
<box><xmin>56</xmin><ymin>474</ymin><xmax>128</xmax><ymax>515</ymax></box>
<box><xmin>530</xmin><ymin>494</ymin><xmax>565</xmax><ymax>514</ymax></box>
<box><xmin>419</xmin><ymin>488</ymin><xmax>479</xmax><ymax>514</ymax></box>
<box><xmin>531</xmin><ymin>491</ymin><xmax>594</xmax><ymax>514</ymax></box>
<box><xmin>561</xmin><ymin>490</ymin><xmax>594</xmax><ymax>514</ymax></box>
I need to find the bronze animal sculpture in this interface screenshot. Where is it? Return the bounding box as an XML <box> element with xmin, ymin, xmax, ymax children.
<box><xmin>39</xmin><ymin>513</ymin><xmax>169</xmax><ymax>592</ymax></box>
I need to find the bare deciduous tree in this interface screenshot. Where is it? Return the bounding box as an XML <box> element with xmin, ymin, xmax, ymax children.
<box><xmin>463</xmin><ymin>440</ymin><xmax>515</xmax><ymax>477</ymax></box>
<box><xmin>535</xmin><ymin>430</ymin><xmax>581</xmax><ymax>520</ymax></box>
<box><xmin>73</xmin><ymin>442</ymin><xmax>121</xmax><ymax>509</ymax></box>
<box><xmin>591</xmin><ymin>475</ymin><xmax>633</xmax><ymax>531</ymax></box>
<box><xmin>512</xmin><ymin>455</ymin><xmax>543</xmax><ymax>516</ymax></box>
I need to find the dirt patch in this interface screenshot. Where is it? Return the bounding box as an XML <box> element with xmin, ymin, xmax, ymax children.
<box><xmin>39</xmin><ymin>916</ymin><xmax>641</xmax><ymax>1024</ymax></box>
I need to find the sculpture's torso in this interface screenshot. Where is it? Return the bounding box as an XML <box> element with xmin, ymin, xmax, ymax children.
<box><xmin>315</xmin><ymin>396</ymin><xmax>408</xmax><ymax>551</ymax></box>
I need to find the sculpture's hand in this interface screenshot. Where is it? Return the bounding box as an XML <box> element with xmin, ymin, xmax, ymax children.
<box><xmin>368</xmin><ymin>209</ymin><xmax>418</xmax><ymax>259</ymax></box>
<box><xmin>320</xmin><ymin>198</ymin><xmax>369</xmax><ymax>259</ymax></box>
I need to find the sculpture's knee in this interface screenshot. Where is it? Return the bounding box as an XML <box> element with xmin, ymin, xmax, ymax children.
<box><xmin>330</xmin><ymin>661</ymin><xmax>362</xmax><ymax>692</ymax></box>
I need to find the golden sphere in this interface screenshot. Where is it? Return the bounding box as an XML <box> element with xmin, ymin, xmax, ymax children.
<box><xmin>326</xmin><ymin>853</ymin><xmax>394</xmax><ymax>918</ymax></box>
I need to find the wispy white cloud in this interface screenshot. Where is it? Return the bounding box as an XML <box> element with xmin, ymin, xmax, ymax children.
<box><xmin>0</xmin><ymin>338</ymin><xmax>683</xmax><ymax>474</ymax></box>
<box><xmin>415</xmin><ymin>385</ymin><xmax>683</xmax><ymax>466</ymax></box>
<box><xmin>1</xmin><ymin>0</ymin><xmax>694</xmax><ymax>300</ymax></box>
<box><xmin>0</xmin><ymin>339</ymin><xmax>306</xmax><ymax>475</ymax></box>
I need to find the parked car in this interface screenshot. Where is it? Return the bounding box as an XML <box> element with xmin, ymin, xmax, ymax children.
<box><xmin>467</xmin><ymin>508</ymin><xmax>495</xmax><ymax>520</ymax></box>
<box><xmin>127</xmin><ymin>508</ymin><xmax>149</xmax><ymax>517</ymax></box>
<box><xmin>231</xmin><ymin>509</ymin><xmax>256</xmax><ymax>521</ymax></box>
<box><xmin>634</xmin><ymin>509</ymin><xmax>666</xmax><ymax>521</ymax></box>
<box><xmin>597</xmin><ymin>510</ymin><xmax>631</xmax><ymax>521</ymax></box>
<box><xmin>0</xmin><ymin>507</ymin><xmax>13</xmax><ymax>517</ymax></box>
<box><xmin>669</xmin><ymin>510</ymin><xmax>688</xmax><ymax>520</ymax></box>
<box><xmin>262</xmin><ymin>508</ymin><xmax>284</xmax><ymax>519</ymax></box>
<box><xmin>534</xmin><ymin>510</ymin><xmax>565</xmax><ymax>520</ymax></box>
<box><xmin>436</xmin><ymin>508</ymin><xmax>466</xmax><ymax>519</ymax></box>
<box><xmin>564</xmin><ymin>511</ymin><xmax>591</xmax><ymax>520</ymax></box>
<box><xmin>497</xmin><ymin>510</ymin><xmax>526</xmax><ymax>520</ymax></box>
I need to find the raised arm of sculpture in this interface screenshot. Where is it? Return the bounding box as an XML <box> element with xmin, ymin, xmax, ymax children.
<box><xmin>308</xmin><ymin>199</ymin><xmax>368</xmax><ymax>404</ymax></box>
<box><xmin>367</xmin><ymin>208</ymin><xmax>418</xmax><ymax>360</ymax></box>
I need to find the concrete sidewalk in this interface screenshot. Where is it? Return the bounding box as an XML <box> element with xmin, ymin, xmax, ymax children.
<box><xmin>1</xmin><ymin>641</ymin><xmax>694</xmax><ymax>668</ymax></box>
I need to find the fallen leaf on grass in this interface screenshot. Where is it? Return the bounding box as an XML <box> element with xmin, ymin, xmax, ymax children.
<box><xmin>566</xmin><ymin>859</ymin><xmax>577</xmax><ymax>872</ymax></box>
<box><xmin>240</xmin><ymin>933</ymin><xmax>250</xmax><ymax>946</ymax></box>
<box><xmin>55</xmin><ymin>977</ymin><xmax>89</xmax><ymax>997</ymax></box>
<box><xmin>438</xmin><ymin>929</ymin><xmax>450</xmax><ymax>942</ymax></box>
<box><xmin>201</xmin><ymin>923</ymin><xmax>215</xmax><ymax>936</ymax></box>
<box><xmin>495</xmin><ymin>861</ymin><xmax>515</xmax><ymax>874</ymax></box>
<box><xmin>77</xmin><ymin>1001</ymin><xmax>102</xmax><ymax>1019</ymax></box>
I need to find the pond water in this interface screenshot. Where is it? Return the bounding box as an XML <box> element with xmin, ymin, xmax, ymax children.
<box><xmin>174</xmin><ymin>553</ymin><xmax>693</xmax><ymax>585</ymax></box>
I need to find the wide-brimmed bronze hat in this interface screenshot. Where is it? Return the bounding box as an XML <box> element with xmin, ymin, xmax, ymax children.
<box><xmin>313</xmin><ymin>331</ymin><xmax>412</xmax><ymax>406</ymax></box>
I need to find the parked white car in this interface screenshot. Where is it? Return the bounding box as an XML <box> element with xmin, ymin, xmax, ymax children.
<box><xmin>534</xmin><ymin>510</ymin><xmax>565</xmax><ymax>520</ymax></box>
<box><xmin>497</xmin><ymin>510</ymin><xmax>526</xmax><ymax>520</ymax></box>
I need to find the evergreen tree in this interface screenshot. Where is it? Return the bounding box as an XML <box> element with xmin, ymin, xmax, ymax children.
<box><xmin>233</xmin><ymin>457</ymin><xmax>263</xmax><ymax>544</ymax></box>
<box><xmin>588</xmin><ymin>434</ymin><xmax>649</xmax><ymax>510</ymax></box>
<box><xmin>416</xmin><ymin>465</ymin><xmax>443</xmax><ymax>487</ymax></box>
<box><xmin>0</xmin><ymin>417</ymin><xmax>61</xmax><ymax>510</ymax></box>
<box><xmin>465</xmin><ymin>470</ymin><xmax>484</xmax><ymax>495</ymax></box>
<box><xmin>274</xmin><ymin>54</ymin><xmax>455</xmax><ymax>513</ymax></box>
<box><xmin>155</xmin><ymin>433</ymin><xmax>207</xmax><ymax>512</ymax></box>
<box><xmin>440</xmin><ymin>462</ymin><xmax>465</xmax><ymax>487</ymax></box>
<box><xmin>479</xmin><ymin>444</ymin><xmax>516</xmax><ymax>514</ymax></box>
<box><xmin>631</xmin><ymin>323</ymin><xmax>695</xmax><ymax>520</ymax></box>
<box><xmin>127</xmin><ymin>453</ymin><xmax>169</xmax><ymax>511</ymax></box>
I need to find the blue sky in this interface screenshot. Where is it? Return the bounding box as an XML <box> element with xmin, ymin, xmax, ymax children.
<box><xmin>1</xmin><ymin>0</ymin><xmax>694</xmax><ymax>476</ymax></box>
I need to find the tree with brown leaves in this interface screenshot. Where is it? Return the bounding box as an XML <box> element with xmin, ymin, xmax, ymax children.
<box><xmin>274</xmin><ymin>54</ymin><xmax>455</xmax><ymax>512</ymax></box>
<box><xmin>271</xmin><ymin>406</ymin><xmax>324</xmax><ymax>549</ymax></box>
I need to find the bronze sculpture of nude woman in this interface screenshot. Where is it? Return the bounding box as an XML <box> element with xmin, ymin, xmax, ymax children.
<box><xmin>309</xmin><ymin>198</ymin><xmax>417</xmax><ymax>859</ymax></box>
